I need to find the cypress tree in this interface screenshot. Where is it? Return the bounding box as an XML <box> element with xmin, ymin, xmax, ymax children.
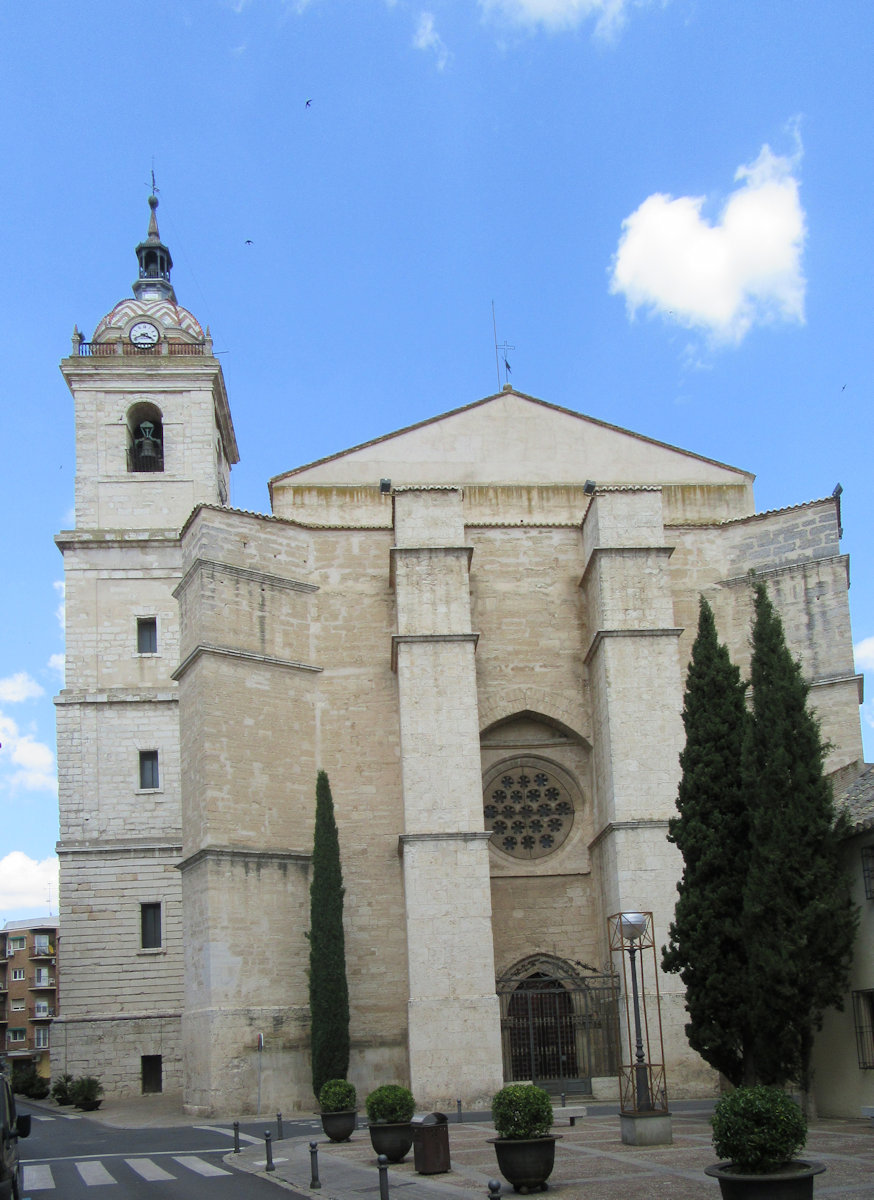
<box><xmin>663</xmin><ymin>596</ymin><xmax>751</xmax><ymax>1084</ymax></box>
<box><xmin>740</xmin><ymin>584</ymin><xmax>857</xmax><ymax>1091</ymax></box>
<box><xmin>309</xmin><ymin>769</ymin><xmax>350</xmax><ymax>1099</ymax></box>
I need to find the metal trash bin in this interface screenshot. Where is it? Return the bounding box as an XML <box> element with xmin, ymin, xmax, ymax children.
<box><xmin>412</xmin><ymin>1111</ymin><xmax>450</xmax><ymax>1174</ymax></box>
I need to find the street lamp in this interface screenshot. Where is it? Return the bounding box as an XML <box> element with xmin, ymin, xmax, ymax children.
<box><xmin>619</xmin><ymin>912</ymin><xmax>651</xmax><ymax>1112</ymax></box>
<box><xmin>608</xmin><ymin>911</ymin><xmax>672</xmax><ymax>1146</ymax></box>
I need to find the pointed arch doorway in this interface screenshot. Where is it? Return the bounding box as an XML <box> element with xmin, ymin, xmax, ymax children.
<box><xmin>497</xmin><ymin>956</ymin><xmax>620</xmax><ymax>1093</ymax></box>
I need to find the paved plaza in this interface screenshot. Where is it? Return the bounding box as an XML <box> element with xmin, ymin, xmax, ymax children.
<box><xmin>228</xmin><ymin>1105</ymin><xmax>874</xmax><ymax>1200</ymax></box>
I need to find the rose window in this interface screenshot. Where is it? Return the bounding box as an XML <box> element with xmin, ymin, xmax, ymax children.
<box><xmin>484</xmin><ymin>765</ymin><xmax>574</xmax><ymax>860</ymax></box>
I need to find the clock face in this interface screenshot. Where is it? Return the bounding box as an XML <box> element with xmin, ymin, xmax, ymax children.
<box><xmin>129</xmin><ymin>321</ymin><xmax>160</xmax><ymax>347</ymax></box>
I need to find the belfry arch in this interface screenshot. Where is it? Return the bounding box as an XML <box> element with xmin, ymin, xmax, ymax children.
<box><xmin>126</xmin><ymin>401</ymin><xmax>164</xmax><ymax>473</ymax></box>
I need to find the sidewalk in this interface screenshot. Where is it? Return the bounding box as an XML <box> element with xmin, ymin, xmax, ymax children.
<box><xmin>227</xmin><ymin>1108</ymin><xmax>874</xmax><ymax>1199</ymax></box>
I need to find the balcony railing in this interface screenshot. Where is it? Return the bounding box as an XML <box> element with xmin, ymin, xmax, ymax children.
<box><xmin>29</xmin><ymin>945</ymin><xmax>55</xmax><ymax>959</ymax></box>
<box><xmin>28</xmin><ymin>977</ymin><xmax>56</xmax><ymax>989</ymax></box>
<box><xmin>76</xmin><ymin>340</ymin><xmax>208</xmax><ymax>357</ymax></box>
<box><xmin>29</xmin><ymin>1006</ymin><xmax>55</xmax><ymax>1020</ymax></box>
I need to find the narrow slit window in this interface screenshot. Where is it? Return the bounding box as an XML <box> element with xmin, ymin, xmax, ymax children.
<box><xmin>139</xmin><ymin>750</ymin><xmax>159</xmax><ymax>790</ymax></box>
<box><xmin>141</xmin><ymin>903</ymin><xmax>162</xmax><ymax>949</ymax></box>
<box><xmin>137</xmin><ymin>618</ymin><xmax>158</xmax><ymax>654</ymax></box>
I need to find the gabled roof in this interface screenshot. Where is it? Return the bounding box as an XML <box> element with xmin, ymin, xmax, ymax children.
<box><xmin>269</xmin><ymin>389</ymin><xmax>753</xmax><ymax>500</ymax></box>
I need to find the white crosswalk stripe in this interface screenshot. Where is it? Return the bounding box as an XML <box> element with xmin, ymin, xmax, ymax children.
<box><xmin>126</xmin><ymin>1157</ymin><xmax>176</xmax><ymax>1180</ymax></box>
<box><xmin>32</xmin><ymin>1114</ymin><xmax>56</xmax><ymax>1121</ymax></box>
<box><xmin>194</xmin><ymin>1122</ymin><xmax>263</xmax><ymax>1144</ymax></box>
<box><xmin>24</xmin><ymin>1152</ymin><xmax>233</xmax><ymax>1188</ymax></box>
<box><xmin>76</xmin><ymin>1160</ymin><xmax>115</xmax><ymax>1185</ymax></box>
<box><xmin>173</xmin><ymin>1154</ymin><xmax>232</xmax><ymax>1176</ymax></box>
<box><xmin>23</xmin><ymin>1162</ymin><xmax>55</xmax><ymax>1189</ymax></box>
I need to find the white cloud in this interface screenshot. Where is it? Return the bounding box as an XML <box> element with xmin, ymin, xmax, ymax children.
<box><xmin>0</xmin><ymin>852</ymin><xmax>59</xmax><ymax>914</ymax></box>
<box><xmin>609</xmin><ymin>134</ymin><xmax>806</xmax><ymax>344</ymax></box>
<box><xmin>479</xmin><ymin>0</ymin><xmax>639</xmax><ymax>38</ymax></box>
<box><xmin>0</xmin><ymin>713</ymin><xmax>57</xmax><ymax>794</ymax></box>
<box><xmin>48</xmin><ymin>654</ymin><xmax>65</xmax><ymax>681</ymax></box>
<box><xmin>855</xmin><ymin>637</ymin><xmax>874</xmax><ymax>671</ymax></box>
<box><xmin>0</xmin><ymin>673</ymin><xmax>44</xmax><ymax>703</ymax></box>
<box><xmin>414</xmin><ymin>12</ymin><xmax>450</xmax><ymax>69</ymax></box>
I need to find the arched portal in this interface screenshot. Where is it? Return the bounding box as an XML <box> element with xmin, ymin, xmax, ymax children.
<box><xmin>497</xmin><ymin>956</ymin><xmax>620</xmax><ymax>1092</ymax></box>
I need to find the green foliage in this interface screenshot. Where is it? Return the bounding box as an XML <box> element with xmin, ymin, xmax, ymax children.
<box><xmin>51</xmin><ymin>1074</ymin><xmax>75</xmax><ymax>1104</ymax></box>
<box><xmin>69</xmin><ymin>1076</ymin><xmax>104</xmax><ymax>1109</ymax></box>
<box><xmin>491</xmin><ymin>1084</ymin><xmax>553</xmax><ymax>1139</ymax></box>
<box><xmin>711</xmin><ymin>1086</ymin><xmax>806</xmax><ymax>1173</ymax></box>
<box><xmin>365</xmin><ymin>1084</ymin><xmax>416</xmax><ymax>1124</ymax></box>
<box><xmin>663</xmin><ymin>597</ymin><xmax>750</xmax><ymax>1085</ymax></box>
<box><xmin>664</xmin><ymin>586</ymin><xmax>858</xmax><ymax>1091</ymax></box>
<box><xmin>319</xmin><ymin>1078</ymin><xmax>357</xmax><ymax>1112</ymax></box>
<box><xmin>11</xmin><ymin>1064</ymin><xmax>49</xmax><ymax>1099</ymax></box>
<box><xmin>309</xmin><ymin>770</ymin><xmax>351</xmax><ymax>1100</ymax></box>
<box><xmin>741</xmin><ymin>585</ymin><xmax>858</xmax><ymax>1087</ymax></box>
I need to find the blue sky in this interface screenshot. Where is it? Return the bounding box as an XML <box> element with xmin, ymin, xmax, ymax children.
<box><xmin>2</xmin><ymin>0</ymin><xmax>873</xmax><ymax>918</ymax></box>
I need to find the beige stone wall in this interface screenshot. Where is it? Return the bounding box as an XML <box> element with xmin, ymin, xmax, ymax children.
<box><xmin>812</xmin><ymin>829</ymin><xmax>874</xmax><ymax>1117</ymax></box>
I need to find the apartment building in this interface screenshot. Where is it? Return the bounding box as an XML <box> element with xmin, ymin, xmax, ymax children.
<box><xmin>1</xmin><ymin>920</ymin><xmax>60</xmax><ymax>1078</ymax></box>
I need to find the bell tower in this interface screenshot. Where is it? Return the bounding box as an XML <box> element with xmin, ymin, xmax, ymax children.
<box><xmin>53</xmin><ymin>192</ymin><xmax>239</xmax><ymax>1098</ymax></box>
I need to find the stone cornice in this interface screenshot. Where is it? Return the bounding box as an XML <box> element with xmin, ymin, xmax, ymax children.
<box><xmin>172</xmin><ymin>643</ymin><xmax>322</xmax><ymax>681</ymax></box>
<box><xmin>718</xmin><ymin>553</ymin><xmax>849</xmax><ymax>589</ymax></box>
<box><xmin>579</xmin><ymin>544</ymin><xmax>674</xmax><ymax>587</ymax></box>
<box><xmin>584</xmin><ymin>627</ymin><xmax>683</xmax><ymax>666</ymax></box>
<box><xmin>398</xmin><ymin>831</ymin><xmax>493</xmax><ymax>853</ymax></box>
<box><xmin>391</xmin><ymin>632</ymin><xmax>479</xmax><ymax>672</ymax></box>
<box><xmin>53</xmin><ymin>1011</ymin><xmax>182</xmax><ymax>1024</ymax></box>
<box><xmin>55</xmin><ymin>528</ymin><xmax>180</xmax><ymax>551</ymax></box>
<box><xmin>56</xmin><ymin>840</ymin><xmax>183</xmax><ymax>857</ymax></box>
<box><xmin>173</xmin><ymin>557</ymin><xmax>318</xmax><ymax>601</ymax></box>
<box><xmin>55</xmin><ymin>688</ymin><xmax>177</xmax><ymax>706</ymax></box>
<box><xmin>589</xmin><ymin>819</ymin><xmax>671</xmax><ymax>851</ymax></box>
<box><xmin>178</xmin><ymin>846</ymin><xmax>311</xmax><ymax>872</ymax></box>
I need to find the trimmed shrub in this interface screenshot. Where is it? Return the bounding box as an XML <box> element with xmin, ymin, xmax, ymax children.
<box><xmin>319</xmin><ymin>1078</ymin><xmax>357</xmax><ymax>1112</ymax></box>
<box><xmin>365</xmin><ymin>1084</ymin><xmax>415</xmax><ymax>1124</ymax></box>
<box><xmin>51</xmin><ymin>1074</ymin><xmax>75</xmax><ymax>1105</ymax></box>
<box><xmin>711</xmin><ymin>1086</ymin><xmax>807</xmax><ymax>1173</ymax></box>
<box><xmin>491</xmin><ymin>1084</ymin><xmax>553</xmax><ymax>1140</ymax></box>
<box><xmin>69</xmin><ymin>1076</ymin><xmax>104</xmax><ymax>1110</ymax></box>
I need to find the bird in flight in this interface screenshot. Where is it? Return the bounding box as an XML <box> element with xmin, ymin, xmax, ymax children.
<box><xmin>305</xmin><ymin>99</ymin><xmax>312</xmax><ymax>108</ymax></box>
<box><xmin>245</xmin><ymin>240</ymin><xmax>253</xmax><ymax>246</ymax></box>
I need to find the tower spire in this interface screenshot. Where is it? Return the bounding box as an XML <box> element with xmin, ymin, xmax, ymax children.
<box><xmin>133</xmin><ymin>186</ymin><xmax>176</xmax><ymax>303</ymax></box>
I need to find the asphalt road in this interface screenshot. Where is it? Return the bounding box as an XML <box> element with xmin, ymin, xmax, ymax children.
<box><xmin>18</xmin><ymin>1101</ymin><xmax>314</xmax><ymax>1199</ymax></box>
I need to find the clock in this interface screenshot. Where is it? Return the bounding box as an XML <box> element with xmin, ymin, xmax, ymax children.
<box><xmin>129</xmin><ymin>321</ymin><xmax>160</xmax><ymax>347</ymax></box>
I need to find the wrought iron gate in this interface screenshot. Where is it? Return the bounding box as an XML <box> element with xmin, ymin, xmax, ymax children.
<box><xmin>497</xmin><ymin>957</ymin><xmax>620</xmax><ymax>1092</ymax></box>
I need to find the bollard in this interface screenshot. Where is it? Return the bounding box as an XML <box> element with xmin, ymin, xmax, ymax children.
<box><xmin>378</xmin><ymin>1153</ymin><xmax>390</xmax><ymax>1200</ymax></box>
<box><xmin>277</xmin><ymin>1111</ymin><xmax>284</xmax><ymax>1140</ymax></box>
<box><xmin>560</xmin><ymin>1092</ymin><xmax>566</xmax><ymax>1108</ymax></box>
<box><xmin>265</xmin><ymin>1130</ymin><xmax>275</xmax><ymax>1172</ymax></box>
<box><xmin>309</xmin><ymin>1140</ymin><xmax>321</xmax><ymax>1189</ymax></box>
<box><xmin>233</xmin><ymin>1120</ymin><xmax>240</xmax><ymax>1154</ymax></box>
<box><xmin>488</xmin><ymin>1179</ymin><xmax>502</xmax><ymax>1200</ymax></box>
<box><xmin>457</xmin><ymin>1099</ymin><xmax>463</xmax><ymax>1123</ymax></box>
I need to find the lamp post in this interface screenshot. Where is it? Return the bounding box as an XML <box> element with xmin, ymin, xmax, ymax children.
<box><xmin>608</xmin><ymin>910</ymin><xmax>671</xmax><ymax>1146</ymax></box>
<box><xmin>619</xmin><ymin>912</ymin><xmax>652</xmax><ymax>1113</ymax></box>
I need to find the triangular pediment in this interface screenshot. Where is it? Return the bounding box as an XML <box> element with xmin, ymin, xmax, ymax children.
<box><xmin>271</xmin><ymin>390</ymin><xmax>752</xmax><ymax>494</ymax></box>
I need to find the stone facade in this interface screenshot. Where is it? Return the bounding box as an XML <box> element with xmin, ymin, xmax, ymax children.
<box><xmin>54</xmin><ymin>207</ymin><xmax>867</xmax><ymax>1115</ymax></box>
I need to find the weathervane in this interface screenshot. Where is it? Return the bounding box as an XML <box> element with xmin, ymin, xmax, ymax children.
<box><xmin>491</xmin><ymin>301</ymin><xmax>515</xmax><ymax>389</ymax></box>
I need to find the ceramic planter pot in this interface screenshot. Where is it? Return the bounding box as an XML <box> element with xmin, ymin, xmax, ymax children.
<box><xmin>704</xmin><ymin>1160</ymin><xmax>826</xmax><ymax>1200</ymax></box>
<box><xmin>320</xmin><ymin>1110</ymin><xmax>357</xmax><ymax>1142</ymax></box>
<box><xmin>368</xmin><ymin>1122</ymin><xmax>414</xmax><ymax>1162</ymax></box>
<box><xmin>488</xmin><ymin>1135</ymin><xmax>560</xmax><ymax>1193</ymax></box>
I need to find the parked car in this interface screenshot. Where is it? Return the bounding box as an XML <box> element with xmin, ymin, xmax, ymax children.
<box><xmin>0</xmin><ymin>1069</ymin><xmax>30</xmax><ymax>1200</ymax></box>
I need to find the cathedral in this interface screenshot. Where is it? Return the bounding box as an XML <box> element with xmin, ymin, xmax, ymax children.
<box><xmin>53</xmin><ymin>195</ymin><xmax>867</xmax><ymax>1115</ymax></box>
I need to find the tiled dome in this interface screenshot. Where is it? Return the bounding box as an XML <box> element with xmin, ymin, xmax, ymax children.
<box><xmin>92</xmin><ymin>297</ymin><xmax>204</xmax><ymax>343</ymax></box>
